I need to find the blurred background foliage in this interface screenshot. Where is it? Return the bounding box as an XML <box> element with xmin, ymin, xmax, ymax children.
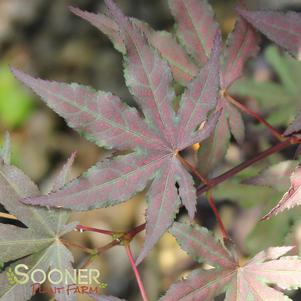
<box><xmin>1</xmin><ymin>0</ymin><xmax>301</xmax><ymax>300</ymax></box>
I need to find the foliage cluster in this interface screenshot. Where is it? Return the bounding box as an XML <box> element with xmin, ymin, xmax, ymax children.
<box><xmin>1</xmin><ymin>0</ymin><xmax>301</xmax><ymax>300</ymax></box>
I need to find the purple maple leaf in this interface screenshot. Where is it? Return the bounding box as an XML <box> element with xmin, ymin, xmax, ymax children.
<box><xmin>12</xmin><ymin>0</ymin><xmax>221</xmax><ymax>264</ymax></box>
<box><xmin>161</xmin><ymin>222</ymin><xmax>301</xmax><ymax>300</ymax></box>
<box><xmin>238</xmin><ymin>6</ymin><xmax>301</xmax><ymax>60</ymax></box>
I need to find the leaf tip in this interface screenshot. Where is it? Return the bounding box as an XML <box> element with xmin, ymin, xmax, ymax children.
<box><xmin>10</xmin><ymin>67</ymin><xmax>30</xmax><ymax>85</ymax></box>
<box><xmin>69</xmin><ymin>5</ymin><xmax>81</xmax><ymax>15</ymax></box>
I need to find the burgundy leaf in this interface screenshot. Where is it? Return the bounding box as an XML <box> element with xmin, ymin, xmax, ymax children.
<box><xmin>22</xmin><ymin>152</ymin><xmax>164</xmax><ymax>210</ymax></box>
<box><xmin>105</xmin><ymin>0</ymin><xmax>177</xmax><ymax>145</ymax></box>
<box><xmin>170</xmin><ymin>222</ymin><xmax>235</xmax><ymax>268</ymax></box>
<box><xmin>173</xmin><ymin>159</ymin><xmax>196</xmax><ymax>221</ymax></box>
<box><xmin>224</xmin><ymin>100</ymin><xmax>245</xmax><ymax>145</ymax></box>
<box><xmin>11</xmin><ymin>68</ymin><xmax>164</xmax><ymax>151</ymax></box>
<box><xmin>17</xmin><ymin>0</ymin><xmax>221</xmax><ymax>263</ymax></box>
<box><xmin>176</xmin><ymin>33</ymin><xmax>221</xmax><ymax>149</ymax></box>
<box><xmin>168</xmin><ymin>0</ymin><xmax>219</xmax><ymax>65</ymax></box>
<box><xmin>163</xmin><ymin>222</ymin><xmax>301</xmax><ymax>300</ymax></box>
<box><xmin>51</xmin><ymin>152</ymin><xmax>76</xmax><ymax>192</ymax></box>
<box><xmin>160</xmin><ymin>269</ymin><xmax>232</xmax><ymax>301</ymax></box>
<box><xmin>70</xmin><ymin>7</ymin><xmax>198</xmax><ymax>86</ymax></box>
<box><xmin>221</xmin><ymin>17</ymin><xmax>259</xmax><ymax>89</ymax></box>
<box><xmin>198</xmin><ymin>109</ymin><xmax>231</xmax><ymax>176</ymax></box>
<box><xmin>70</xmin><ymin>6</ymin><xmax>125</xmax><ymax>53</ymax></box>
<box><xmin>237</xmin><ymin>7</ymin><xmax>301</xmax><ymax>59</ymax></box>
<box><xmin>137</xmin><ymin>157</ymin><xmax>182</xmax><ymax>265</ymax></box>
<box><xmin>149</xmin><ymin>31</ymin><xmax>198</xmax><ymax>85</ymax></box>
<box><xmin>262</xmin><ymin>165</ymin><xmax>301</xmax><ymax>220</ymax></box>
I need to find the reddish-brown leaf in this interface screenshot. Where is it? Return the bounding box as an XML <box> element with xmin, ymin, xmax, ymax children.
<box><xmin>70</xmin><ymin>6</ymin><xmax>198</xmax><ymax>86</ymax></box>
<box><xmin>176</xmin><ymin>33</ymin><xmax>221</xmax><ymax>149</ymax></box>
<box><xmin>70</xmin><ymin>6</ymin><xmax>125</xmax><ymax>53</ymax></box>
<box><xmin>222</xmin><ymin>17</ymin><xmax>259</xmax><ymax>89</ymax></box>
<box><xmin>262</xmin><ymin>165</ymin><xmax>301</xmax><ymax>220</ymax></box>
<box><xmin>237</xmin><ymin>7</ymin><xmax>301</xmax><ymax>60</ymax></box>
<box><xmin>149</xmin><ymin>30</ymin><xmax>198</xmax><ymax>85</ymax></box>
<box><xmin>15</xmin><ymin>0</ymin><xmax>221</xmax><ymax>264</ymax></box>
<box><xmin>162</xmin><ymin>222</ymin><xmax>301</xmax><ymax>300</ymax></box>
<box><xmin>168</xmin><ymin>0</ymin><xmax>219</xmax><ymax>65</ymax></box>
<box><xmin>198</xmin><ymin>107</ymin><xmax>231</xmax><ymax>176</ymax></box>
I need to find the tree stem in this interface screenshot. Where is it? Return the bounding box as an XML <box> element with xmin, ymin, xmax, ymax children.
<box><xmin>76</xmin><ymin>224</ymin><xmax>114</xmax><ymax>236</ymax></box>
<box><xmin>197</xmin><ymin>138</ymin><xmax>296</xmax><ymax>196</ymax></box>
<box><xmin>126</xmin><ymin>223</ymin><xmax>146</xmax><ymax>240</ymax></box>
<box><xmin>207</xmin><ymin>191</ymin><xmax>228</xmax><ymax>239</ymax></box>
<box><xmin>225</xmin><ymin>92</ymin><xmax>284</xmax><ymax>141</ymax></box>
<box><xmin>125</xmin><ymin>244</ymin><xmax>149</xmax><ymax>301</ymax></box>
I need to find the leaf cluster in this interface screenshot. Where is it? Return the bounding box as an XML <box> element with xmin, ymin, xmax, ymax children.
<box><xmin>1</xmin><ymin>0</ymin><xmax>301</xmax><ymax>300</ymax></box>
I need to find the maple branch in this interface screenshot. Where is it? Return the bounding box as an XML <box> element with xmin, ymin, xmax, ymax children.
<box><xmin>225</xmin><ymin>92</ymin><xmax>284</xmax><ymax>141</ymax></box>
<box><xmin>77</xmin><ymin>223</ymin><xmax>146</xmax><ymax>269</ymax></box>
<box><xmin>125</xmin><ymin>244</ymin><xmax>149</xmax><ymax>301</ymax></box>
<box><xmin>79</xmin><ymin>240</ymin><xmax>120</xmax><ymax>269</ymax></box>
<box><xmin>76</xmin><ymin>224</ymin><xmax>114</xmax><ymax>236</ymax></box>
<box><xmin>197</xmin><ymin>137</ymin><xmax>298</xmax><ymax>196</ymax></box>
<box><xmin>76</xmin><ymin>223</ymin><xmax>146</xmax><ymax>241</ymax></box>
<box><xmin>207</xmin><ymin>191</ymin><xmax>228</xmax><ymax>239</ymax></box>
<box><xmin>126</xmin><ymin>223</ymin><xmax>146</xmax><ymax>240</ymax></box>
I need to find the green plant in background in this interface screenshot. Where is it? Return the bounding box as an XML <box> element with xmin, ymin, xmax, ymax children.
<box><xmin>0</xmin><ymin>65</ymin><xmax>35</xmax><ymax>128</ymax></box>
<box><xmin>231</xmin><ymin>46</ymin><xmax>301</xmax><ymax>127</ymax></box>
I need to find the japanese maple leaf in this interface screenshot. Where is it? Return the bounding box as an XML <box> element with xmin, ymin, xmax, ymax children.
<box><xmin>13</xmin><ymin>0</ymin><xmax>221</xmax><ymax>264</ymax></box>
<box><xmin>0</xmin><ymin>136</ymin><xmax>77</xmax><ymax>301</ymax></box>
<box><xmin>237</xmin><ymin>6</ymin><xmax>301</xmax><ymax>60</ymax></box>
<box><xmin>161</xmin><ymin>222</ymin><xmax>301</xmax><ymax>300</ymax></box>
<box><xmin>262</xmin><ymin>164</ymin><xmax>301</xmax><ymax>220</ymax></box>
<box><xmin>70</xmin><ymin>0</ymin><xmax>259</xmax><ymax>175</ymax></box>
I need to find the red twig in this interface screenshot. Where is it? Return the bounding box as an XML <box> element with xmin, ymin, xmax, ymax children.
<box><xmin>125</xmin><ymin>244</ymin><xmax>149</xmax><ymax>301</ymax></box>
<box><xmin>79</xmin><ymin>240</ymin><xmax>120</xmax><ymax>269</ymax></box>
<box><xmin>197</xmin><ymin>138</ymin><xmax>296</xmax><ymax>196</ymax></box>
<box><xmin>76</xmin><ymin>224</ymin><xmax>114</xmax><ymax>236</ymax></box>
<box><xmin>225</xmin><ymin>92</ymin><xmax>284</xmax><ymax>141</ymax></box>
<box><xmin>76</xmin><ymin>222</ymin><xmax>146</xmax><ymax>242</ymax></box>
<box><xmin>126</xmin><ymin>223</ymin><xmax>146</xmax><ymax>240</ymax></box>
<box><xmin>207</xmin><ymin>191</ymin><xmax>228</xmax><ymax>239</ymax></box>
